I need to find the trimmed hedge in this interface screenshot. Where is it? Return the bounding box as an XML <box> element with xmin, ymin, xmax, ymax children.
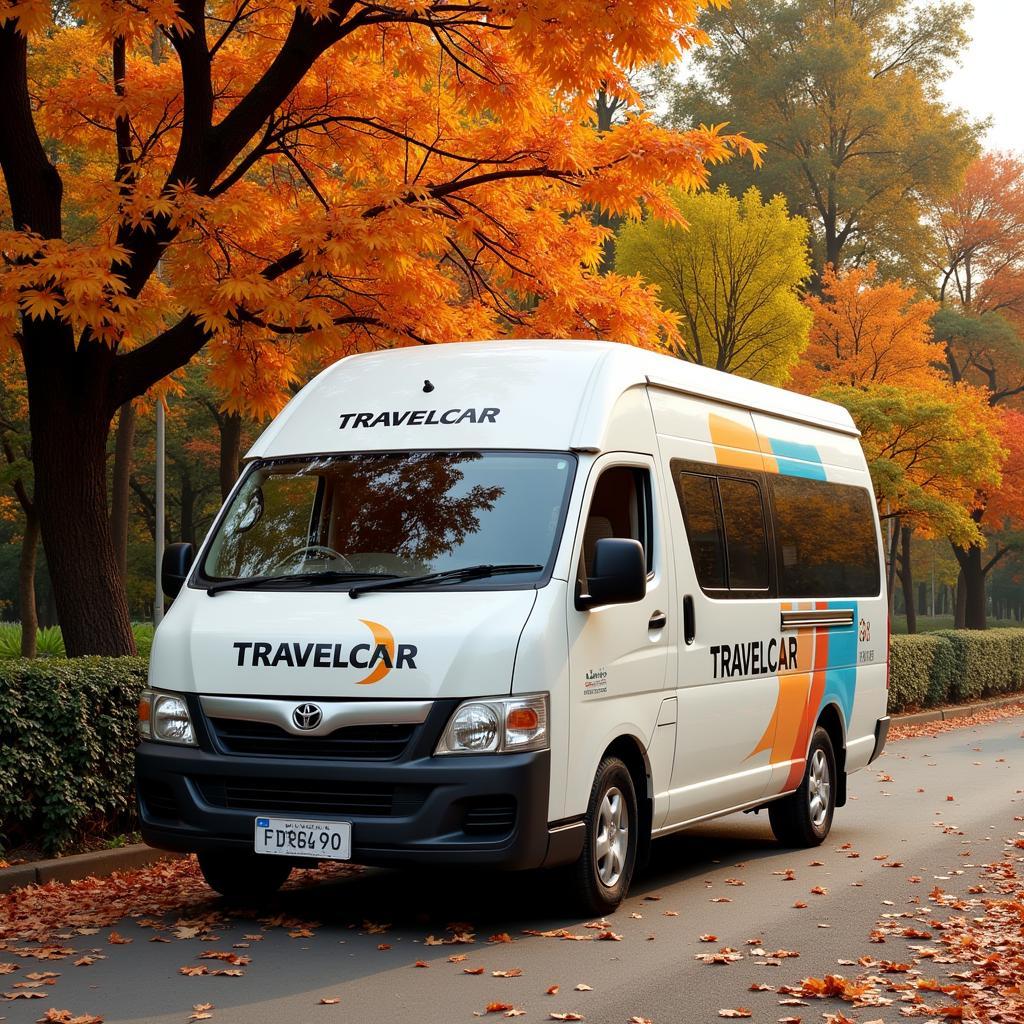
<box><xmin>0</xmin><ymin>657</ymin><xmax>148</xmax><ymax>855</ymax></box>
<box><xmin>888</xmin><ymin>628</ymin><xmax>1024</xmax><ymax>713</ymax></box>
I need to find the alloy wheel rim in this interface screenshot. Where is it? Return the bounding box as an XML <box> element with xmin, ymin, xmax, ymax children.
<box><xmin>595</xmin><ymin>785</ymin><xmax>629</xmax><ymax>887</ymax></box>
<box><xmin>808</xmin><ymin>748</ymin><xmax>831</xmax><ymax>829</ymax></box>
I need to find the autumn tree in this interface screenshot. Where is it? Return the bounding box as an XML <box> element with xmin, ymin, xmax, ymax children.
<box><xmin>926</xmin><ymin>153</ymin><xmax>1024</xmax><ymax>625</ymax></box>
<box><xmin>792</xmin><ymin>264</ymin><xmax>944</xmax><ymax>393</ymax></box>
<box><xmin>616</xmin><ymin>186</ymin><xmax>812</xmax><ymax>384</ymax></box>
<box><xmin>929</xmin><ymin>153</ymin><xmax>1024</xmax><ymax>401</ymax></box>
<box><xmin>674</xmin><ymin>0</ymin><xmax>978</xmax><ymax>274</ymax></box>
<box><xmin>815</xmin><ymin>382</ymin><xmax>1004</xmax><ymax>624</ymax></box>
<box><xmin>0</xmin><ymin>0</ymin><xmax>760</xmax><ymax>655</ymax></box>
<box><xmin>947</xmin><ymin>411</ymin><xmax>1024</xmax><ymax>629</ymax></box>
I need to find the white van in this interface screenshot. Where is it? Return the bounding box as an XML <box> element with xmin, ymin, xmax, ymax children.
<box><xmin>138</xmin><ymin>340</ymin><xmax>890</xmax><ymax>913</ymax></box>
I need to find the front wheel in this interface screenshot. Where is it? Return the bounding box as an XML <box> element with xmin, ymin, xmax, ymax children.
<box><xmin>570</xmin><ymin>757</ymin><xmax>639</xmax><ymax>916</ymax></box>
<box><xmin>198</xmin><ymin>851</ymin><xmax>292</xmax><ymax>903</ymax></box>
<box><xmin>769</xmin><ymin>726</ymin><xmax>837</xmax><ymax>847</ymax></box>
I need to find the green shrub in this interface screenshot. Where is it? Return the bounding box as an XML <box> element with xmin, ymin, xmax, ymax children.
<box><xmin>924</xmin><ymin>635</ymin><xmax>958</xmax><ymax>707</ymax></box>
<box><xmin>0</xmin><ymin>657</ymin><xmax>148</xmax><ymax>854</ymax></box>
<box><xmin>887</xmin><ymin>634</ymin><xmax>945</xmax><ymax>712</ymax></box>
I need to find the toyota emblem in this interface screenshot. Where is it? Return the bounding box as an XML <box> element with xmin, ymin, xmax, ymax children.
<box><xmin>292</xmin><ymin>702</ymin><xmax>323</xmax><ymax>731</ymax></box>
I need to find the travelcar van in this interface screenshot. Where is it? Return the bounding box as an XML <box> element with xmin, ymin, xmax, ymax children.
<box><xmin>138</xmin><ymin>340</ymin><xmax>890</xmax><ymax>913</ymax></box>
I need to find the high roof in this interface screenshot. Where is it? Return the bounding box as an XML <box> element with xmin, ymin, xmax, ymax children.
<box><xmin>247</xmin><ymin>340</ymin><xmax>857</xmax><ymax>459</ymax></box>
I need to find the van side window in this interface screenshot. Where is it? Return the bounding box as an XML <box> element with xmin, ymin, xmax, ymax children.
<box><xmin>674</xmin><ymin>467</ymin><xmax>770</xmax><ymax>595</ymax></box>
<box><xmin>578</xmin><ymin>466</ymin><xmax>653</xmax><ymax>586</ymax></box>
<box><xmin>718</xmin><ymin>478</ymin><xmax>770</xmax><ymax>590</ymax></box>
<box><xmin>770</xmin><ymin>476</ymin><xmax>880</xmax><ymax>597</ymax></box>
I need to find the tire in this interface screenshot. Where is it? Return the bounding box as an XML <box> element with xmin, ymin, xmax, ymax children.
<box><xmin>198</xmin><ymin>851</ymin><xmax>292</xmax><ymax>903</ymax></box>
<box><xmin>570</xmin><ymin>756</ymin><xmax>639</xmax><ymax>916</ymax></box>
<box><xmin>769</xmin><ymin>726</ymin><xmax>837</xmax><ymax>848</ymax></box>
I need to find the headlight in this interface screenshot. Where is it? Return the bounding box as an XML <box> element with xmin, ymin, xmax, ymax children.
<box><xmin>435</xmin><ymin>694</ymin><xmax>548</xmax><ymax>755</ymax></box>
<box><xmin>139</xmin><ymin>689</ymin><xmax>197</xmax><ymax>746</ymax></box>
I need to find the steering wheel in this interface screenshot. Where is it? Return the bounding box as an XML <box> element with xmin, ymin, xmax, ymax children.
<box><xmin>272</xmin><ymin>543</ymin><xmax>354</xmax><ymax>573</ymax></box>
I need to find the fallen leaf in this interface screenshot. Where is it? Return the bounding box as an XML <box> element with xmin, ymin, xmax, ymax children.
<box><xmin>414</xmin><ymin>960</ymin><xmax>429</xmax><ymax>968</ymax></box>
<box><xmin>546</xmin><ymin>985</ymin><xmax>559</xmax><ymax>996</ymax></box>
<box><xmin>718</xmin><ymin>1010</ymin><xmax>752</xmax><ymax>1019</ymax></box>
<box><xmin>595</xmin><ymin>931</ymin><xmax>621</xmax><ymax>942</ymax></box>
<box><xmin>464</xmin><ymin>967</ymin><xmax>485</xmax><ymax>976</ymax></box>
<box><xmin>493</xmin><ymin>969</ymin><xmax>522</xmax><ymax>978</ymax></box>
<box><xmin>319</xmin><ymin>998</ymin><xmax>339</xmax><ymax>1006</ymax></box>
<box><xmin>485</xmin><ymin>1004</ymin><xmax>514</xmax><ymax>1014</ymax></box>
<box><xmin>549</xmin><ymin>1014</ymin><xmax>584</xmax><ymax>1021</ymax></box>
<box><xmin>574</xmin><ymin>984</ymin><xmax>593</xmax><ymax>992</ymax></box>
<box><xmin>107</xmin><ymin>932</ymin><xmax>131</xmax><ymax>945</ymax></box>
<box><xmin>700</xmin><ymin>935</ymin><xmax>718</xmax><ymax>943</ymax></box>
<box><xmin>448</xmin><ymin>954</ymin><xmax>469</xmax><ymax>964</ymax></box>
<box><xmin>488</xmin><ymin>933</ymin><xmax>513</xmax><ymax>944</ymax></box>
<box><xmin>3</xmin><ymin>991</ymin><xmax>45</xmax><ymax>999</ymax></box>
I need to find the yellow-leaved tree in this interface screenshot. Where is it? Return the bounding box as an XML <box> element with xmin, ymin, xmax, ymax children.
<box><xmin>615</xmin><ymin>186</ymin><xmax>813</xmax><ymax>385</ymax></box>
<box><xmin>0</xmin><ymin>0</ymin><xmax>761</xmax><ymax>654</ymax></box>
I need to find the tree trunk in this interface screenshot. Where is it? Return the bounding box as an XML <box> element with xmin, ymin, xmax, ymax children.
<box><xmin>898</xmin><ymin>525</ymin><xmax>916</xmax><ymax>635</ymax></box>
<box><xmin>219</xmin><ymin>410</ymin><xmax>242</xmax><ymax>501</ymax></box>
<box><xmin>954</xmin><ymin>571</ymin><xmax>966</xmax><ymax>628</ymax></box>
<box><xmin>18</xmin><ymin>508</ymin><xmax>40</xmax><ymax>658</ymax></box>
<box><xmin>110</xmin><ymin>401</ymin><xmax>137</xmax><ymax>583</ymax></box>
<box><xmin>885</xmin><ymin>516</ymin><xmax>900</xmax><ymax>615</ymax></box>
<box><xmin>25</xmin><ymin>347</ymin><xmax>136</xmax><ymax>657</ymax></box>
<box><xmin>952</xmin><ymin>545</ymin><xmax>987</xmax><ymax>631</ymax></box>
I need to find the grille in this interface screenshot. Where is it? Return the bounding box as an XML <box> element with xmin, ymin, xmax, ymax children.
<box><xmin>462</xmin><ymin>796</ymin><xmax>517</xmax><ymax>836</ymax></box>
<box><xmin>195</xmin><ymin>776</ymin><xmax>407</xmax><ymax>817</ymax></box>
<box><xmin>139</xmin><ymin>780</ymin><xmax>180</xmax><ymax>821</ymax></box>
<box><xmin>207</xmin><ymin>717</ymin><xmax>415</xmax><ymax>760</ymax></box>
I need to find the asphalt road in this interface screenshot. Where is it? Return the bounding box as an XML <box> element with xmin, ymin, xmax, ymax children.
<box><xmin>2</xmin><ymin>714</ymin><xmax>1022</xmax><ymax>1024</ymax></box>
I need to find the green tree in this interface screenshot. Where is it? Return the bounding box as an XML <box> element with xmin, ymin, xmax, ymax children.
<box><xmin>674</xmin><ymin>0</ymin><xmax>979</xmax><ymax>275</ymax></box>
<box><xmin>616</xmin><ymin>186</ymin><xmax>813</xmax><ymax>383</ymax></box>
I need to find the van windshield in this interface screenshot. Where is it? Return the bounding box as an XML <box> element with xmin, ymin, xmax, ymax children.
<box><xmin>200</xmin><ymin>451</ymin><xmax>576</xmax><ymax>588</ymax></box>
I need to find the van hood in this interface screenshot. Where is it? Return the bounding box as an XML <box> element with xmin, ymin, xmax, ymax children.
<box><xmin>150</xmin><ymin>588</ymin><xmax>538</xmax><ymax>700</ymax></box>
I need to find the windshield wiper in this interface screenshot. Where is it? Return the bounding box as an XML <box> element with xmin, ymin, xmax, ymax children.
<box><xmin>206</xmin><ymin>570</ymin><xmax>397</xmax><ymax>597</ymax></box>
<box><xmin>348</xmin><ymin>563</ymin><xmax>544</xmax><ymax>599</ymax></box>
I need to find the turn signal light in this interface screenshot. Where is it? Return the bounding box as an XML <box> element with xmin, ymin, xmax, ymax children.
<box><xmin>506</xmin><ymin>707</ymin><xmax>539</xmax><ymax>731</ymax></box>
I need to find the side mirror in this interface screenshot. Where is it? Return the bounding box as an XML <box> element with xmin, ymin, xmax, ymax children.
<box><xmin>578</xmin><ymin>538</ymin><xmax>647</xmax><ymax>609</ymax></box>
<box><xmin>162</xmin><ymin>542</ymin><xmax>196</xmax><ymax>599</ymax></box>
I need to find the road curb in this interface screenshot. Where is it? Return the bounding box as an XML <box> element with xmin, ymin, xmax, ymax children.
<box><xmin>892</xmin><ymin>693</ymin><xmax>1024</xmax><ymax>727</ymax></box>
<box><xmin>0</xmin><ymin>844</ymin><xmax>184</xmax><ymax>895</ymax></box>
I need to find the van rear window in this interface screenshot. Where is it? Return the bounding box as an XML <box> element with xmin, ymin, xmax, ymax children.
<box><xmin>770</xmin><ymin>476</ymin><xmax>880</xmax><ymax>598</ymax></box>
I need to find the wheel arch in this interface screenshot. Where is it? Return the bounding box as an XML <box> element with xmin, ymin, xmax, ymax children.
<box><xmin>600</xmin><ymin>733</ymin><xmax>654</xmax><ymax>867</ymax></box>
<box><xmin>816</xmin><ymin>701</ymin><xmax>848</xmax><ymax>808</ymax></box>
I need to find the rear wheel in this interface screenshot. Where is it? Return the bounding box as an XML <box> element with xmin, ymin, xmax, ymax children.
<box><xmin>198</xmin><ymin>851</ymin><xmax>292</xmax><ymax>903</ymax></box>
<box><xmin>570</xmin><ymin>756</ymin><xmax>638</xmax><ymax>916</ymax></box>
<box><xmin>769</xmin><ymin>726</ymin><xmax>837</xmax><ymax>847</ymax></box>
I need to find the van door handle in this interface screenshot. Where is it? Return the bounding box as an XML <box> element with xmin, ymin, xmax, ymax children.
<box><xmin>683</xmin><ymin>595</ymin><xmax>696</xmax><ymax>646</ymax></box>
<box><xmin>648</xmin><ymin>611</ymin><xmax>667</xmax><ymax>631</ymax></box>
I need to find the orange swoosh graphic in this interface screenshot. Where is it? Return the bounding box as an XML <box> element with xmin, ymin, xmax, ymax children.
<box><xmin>355</xmin><ymin>619</ymin><xmax>395</xmax><ymax>685</ymax></box>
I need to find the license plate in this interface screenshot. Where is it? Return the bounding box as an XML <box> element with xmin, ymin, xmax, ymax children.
<box><xmin>254</xmin><ymin>816</ymin><xmax>352</xmax><ymax>860</ymax></box>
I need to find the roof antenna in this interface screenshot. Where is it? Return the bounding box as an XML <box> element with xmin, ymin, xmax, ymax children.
<box><xmin>422</xmin><ymin>379</ymin><xmax>435</xmax><ymax>393</ymax></box>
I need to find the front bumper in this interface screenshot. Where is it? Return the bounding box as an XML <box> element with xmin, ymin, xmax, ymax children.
<box><xmin>135</xmin><ymin>698</ymin><xmax>571</xmax><ymax>871</ymax></box>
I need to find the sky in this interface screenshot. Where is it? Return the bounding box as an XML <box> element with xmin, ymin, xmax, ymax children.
<box><xmin>941</xmin><ymin>0</ymin><xmax>1023</xmax><ymax>153</ymax></box>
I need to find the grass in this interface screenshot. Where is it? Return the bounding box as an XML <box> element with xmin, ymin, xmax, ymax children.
<box><xmin>0</xmin><ymin>621</ymin><xmax>155</xmax><ymax>658</ymax></box>
<box><xmin>891</xmin><ymin>614</ymin><xmax>1024</xmax><ymax>634</ymax></box>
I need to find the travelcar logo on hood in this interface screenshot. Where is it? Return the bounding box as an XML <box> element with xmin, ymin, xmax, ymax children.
<box><xmin>339</xmin><ymin>407</ymin><xmax>499</xmax><ymax>429</ymax></box>
<box><xmin>232</xmin><ymin>620</ymin><xmax>416</xmax><ymax>686</ymax></box>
